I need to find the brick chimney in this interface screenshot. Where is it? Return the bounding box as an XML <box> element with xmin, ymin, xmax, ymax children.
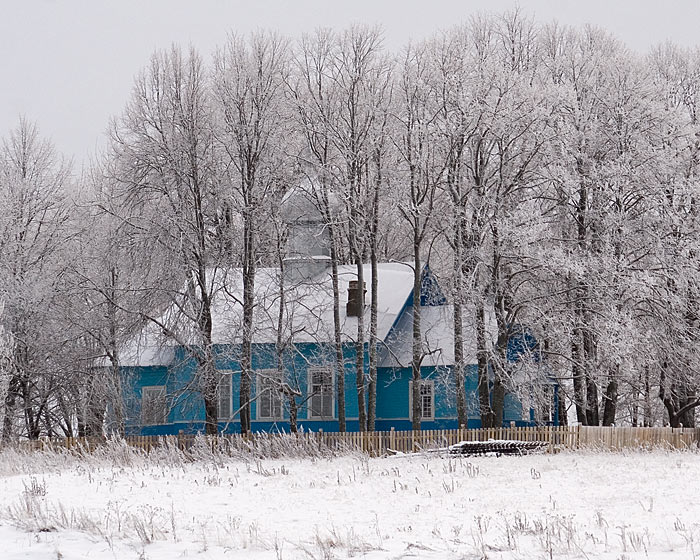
<box><xmin>346</xmin><ymin>280</ymin><xmax>366</xmax><ymax>317</ymax></box>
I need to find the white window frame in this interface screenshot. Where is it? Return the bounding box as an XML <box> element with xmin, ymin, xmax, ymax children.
<box><xmin>141</xmin><ymin>385</ymin><xmax>167</xmax><ymax>425</ymax></box>
<box><xmin>217</xmin><ymin>371</ymin><xmax>233</xmax><ymax>420</ymax></box>
<box><xmin>257</xmin><ymin>369</ymin><xmax>284</xmax><ymax>420</ymax></box>
<box><xmin>408</xmin><ymin>379</ymin><xmax>435</xmax><ymax>421</ymax></box>
<box><xmin>308</xmin><ymin>367</ymin><xmax>334</xmax><ymax>419</ymax></box>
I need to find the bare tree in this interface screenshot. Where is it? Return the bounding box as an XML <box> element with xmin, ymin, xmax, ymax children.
<box><xmin>328</xmin><ymin>25</ymin><xmax>392</xmax><ymax>432</ymax></box>
<box><xmin>288</xmin><ymin>29</ymin><xmax>349</xmax><ymax>430</ymax></box>
<box><xmin>394</xmin><ymin>38</ymin><xmax>450</xmax><ymax>429</ymax></box>
<box><xmin>54</xmin><ymin>165</ymin><xmax>158</xmax><ymax>436</ymax></box>
<box><xmin>289</xmin><ymin>26</ymin><xmax>392</xmax><ymax>431</ymax></box>
<box><xmin>0</xmin><ymin>118</ymin><xmax>70</xmax><ymax>441</ymax></box>
<box><xmin>212</xmin><ymin>31</ymin><xmax>290</xmax><ymax>433</ymax></box>
<box><xmin>109</xmin><ymin>45</ymin><xmax>224</xmax><ymax>435</ymax></box>
<box><xmin>449</xmin><ymin>12</ymin><xmax>554</xmax><ymax>427</ymax></box>
<box><xmin>646</xmin><ymin>43</ymin><xmax>700</xmax><ymax>427</ymax></box>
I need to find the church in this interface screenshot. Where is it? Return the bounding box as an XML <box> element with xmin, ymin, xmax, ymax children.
<box><xmin>119</xmin><ymin>182</ymin><xmax>559</xmax><ymax>434</ymax></box>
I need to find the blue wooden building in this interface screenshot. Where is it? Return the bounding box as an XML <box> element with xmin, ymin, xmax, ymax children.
<box><xmin>119</xmin><ymin>185</ymin><xmax>558</xmax><ymax>435</ymax></box>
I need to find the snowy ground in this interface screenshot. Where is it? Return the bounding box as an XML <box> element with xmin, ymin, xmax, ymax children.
<box><xmin>1</xmin><ymin>442</ymin><xmax>699</xmax><ymax>559</ymax></box>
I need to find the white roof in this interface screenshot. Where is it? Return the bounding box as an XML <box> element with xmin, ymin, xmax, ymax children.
<box><xmin>378</xmin><ymin>304</ymin><xmax>496</xmax><ymax>368</ymax></box>
<box><xmin>119</xmin><ymin>336</ymin><xmax>175</xmax><ymax>368</ymax></box>
<box><xmin>118</xmin><ymin>262</ymin><xmax>415</xmax><ymax>366</ymax></box>
<box><xmin>211</xmin><ymin>262</ymin><xmax>414</xmax><ymax>344</ymax></box>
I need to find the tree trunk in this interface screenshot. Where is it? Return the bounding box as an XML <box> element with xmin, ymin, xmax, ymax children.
<box><xmin>240</xmin><ymin>208</ymin><xmax>256</xmax><ymax>434</ymax></box>
<box><xmin>203</xmin><ymin>378</ymin><xmax>219</xmax><ymax>436</ymax></box>
<box><xmin>410</xmin><ymin>233</ymin><xmax>422</xmax><ymax>431</ymax></box>
<box><xmin>355</xmin><ymin>258</ymin><xmax>367</xmax><ymax>432</ymax></box>
<box><xmin>287</xmin><ymin>393</ymin><xmax>298</xmax><ymax>433</ymax></box>
<box><xmin>367</xmin><ymin>155</ymin><xmax>381</xmax><ymax>431</ymax></box>
<box><xmin>23</xmin><ymin>378</ymin><xmax>40</xmax><ymax>440</ymax></box>
<box><xmin>476</xmin><ymin>301</ymin><xmax>492</xmax><ymax>428</ymax></box>
<box><xmin>110</xmin><ymin>357</ymin><xmax>125</xmax><ymax>437</ymax></box>
<box><xmin>452</xmin><ymin>205</ymin><xmax>467</xmax><ymax>427</ymax></box>
<box><xmin>490</xmin><ymin>332</ymin><xmax>508</xmax><ymax>428</ymax></box>
<box><xmin>106</xmin><ymin>269</ymin><xmax>125</xmax><ymax>437</ymax></box>
<box><xmin>643</xmin><ymin>367</ymin><xmax>652</xmax><ymax>427</ymax></box>
<box><xmin>557</xmin><ymin>387</ymin><xmax>568</xmax><ymax>426</ymax></box>
<box><xmin>571</xmin><ymin>294</ymin><xmax>588</xmax><ymax>425</ymax></box>
<box><xmin>330</xmin><ymin>244</ymin><xmax>346</xmax><ymax>432</ymax></box>
<box><xmin>367</xmin><ymin>247</ymin><xmax>378</xmax><ymax>431</ymax></box>
<box><xmin>601</xmin><ymin>367</ymin><xmax>618</xmax><ymax>426</ymax></box>
<box><xmin>582</xmin><ymin>311</ymin><xmax>599</xmax><ymax>426</ymax></box>
<box><xmin>2</xmin><ymin>374</ymin><xmax>19</xmax><ymax>443</ymax></box>
<box><xmin>196</xmin><ymin>267</ymin><xmax>218</xmax><ymax>436</ymax></box>
<box><xmin>585</xmin><ymin>375</ymin><xmax>599</xmax><ymax>426</ymax></box>
<box><xmin>453</xmin><ymin>298</ymin><xmax>467</xmax><ymax>427</ymax></box>
<box><xmin>201</xmin><ymin>343</ymin><xmax>218</xmax><ymax>436</ymax></box>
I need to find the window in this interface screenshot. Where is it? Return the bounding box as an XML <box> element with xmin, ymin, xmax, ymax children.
<box><xmin>308</xmin><ymin>368</ymin><xmax>333</xmax><ymax>419</ymax></box>
<box><xmin>217</xmin><ymin>372</ymin><xmax>232</xmax><ymax>419</ymax></box>
<box><xmin>257</xmin><ymin>370</ymin><xmax>283</xmax><ymax>420</ymax></box>
<box><xmin>408</xmin><ymin>380</ymin><xmax>434</xmax><ymax>421</ymax></box>
<box><xmin>141</xmin><ymin>386</ymin><xmax>167</xmax><ymax>425</ymax></box>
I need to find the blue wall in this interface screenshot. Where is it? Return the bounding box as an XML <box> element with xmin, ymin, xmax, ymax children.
<box><xmin>123</xmin><ymin>342</ymin><xmax>557</xmax><ymax>435</ymax></box>
<box><xmin>125</xmin><ymin>342</ymin><xmax>367</xmax><ymax>435</ymax></box>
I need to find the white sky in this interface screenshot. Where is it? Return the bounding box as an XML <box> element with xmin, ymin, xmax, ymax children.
<box><xmin>2</xmin><ymin>0</ymin><xmax>699</xmax><ymax>166</ymax></box>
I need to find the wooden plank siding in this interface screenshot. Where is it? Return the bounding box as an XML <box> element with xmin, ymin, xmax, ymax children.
<box><xmin>5</xmin><ymin>426</ymin><xmax>700</xmax><ymax>456</ymax></box>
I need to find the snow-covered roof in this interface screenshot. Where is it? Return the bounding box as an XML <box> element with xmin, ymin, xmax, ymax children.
<box><xmin>211</xmin><ymin>262</ymin><xmax>414</xmax><ymax>344</ymax></box>
<box><xmin>118</xmin><ymin>262</ymin><xmax>415</xmax><ymax>367</ymax></box>
<box><xmin>378</xmin><ymin>304</ymin><xmax>497</xmax><ymax>368</ymax></box>
<box><xmin>119</xmin><ymin>337</ymin><xmax>175</xmax><ymax>368</ymax></box>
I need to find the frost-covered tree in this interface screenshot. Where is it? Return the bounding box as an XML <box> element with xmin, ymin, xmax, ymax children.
<box><xmin>394</xmin><ymin>37</ymin><xmax>451</xmax><ymax>429</ymax></box>
<box><xmin>54</xmin><ymin>165</ymin><xmax>158</xmax><ymax>436</ymax></box>
<box><xmin>327</xmin><ymin>26</ymin><xmax>392</xmax><ymax>432</ymax></box>
<box><xmin>212</xmin><ymin>31</ymin><xmax>291</xmax><ymax>433</ymax></box>
<box><xmin>0</xmin><ymin>300</ymin><xmax>13</xmax><ymax>437</ymax></box>
<box><xmin>436</xmin><ymin>13</ymin><xmax>556</xmax><ymax>428</ymax></box>
<box><xmin>536</xmin><ymin>24</ymin><xmax>673</xmax><ymax>426</ymax></box>
<box><xmin>109</xmin><ymin>45</ymin><xmax>225</xmax><ymax>435</ymax></box>
<box><xmin>288</xmin><ymin>29</ymin><xmax>350</xmax><ymax>430</ymax></box>
<box><xmin>288</xmin><ymin>26</ymin><xmax>392</xmax><ymax>431</ymax></box>
<box><xmin>644</xmin><ymin>43</ymin><xmax>700</xmax><ymax>427</ymax></box>
<box><xmin>0</xmin><ymin>118</ymin><xmax>71</xmax><ymax>440</ymax></box>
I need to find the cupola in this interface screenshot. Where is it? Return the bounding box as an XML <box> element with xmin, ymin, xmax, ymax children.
<box><xmin>280</xmin><ymin>179</ymin><xmax>332</xmax><ymax>283</ymax></box>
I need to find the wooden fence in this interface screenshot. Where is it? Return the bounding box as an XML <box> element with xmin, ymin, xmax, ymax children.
<box><xmin>6</xmin><ymin>425</ymin><xmax>700</xmax><ymax>457</ymax></box>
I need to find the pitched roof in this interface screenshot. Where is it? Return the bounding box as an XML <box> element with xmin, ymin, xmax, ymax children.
<box><xmin>210</xmin><ymin>262</ymin><xmax>414</xmax><ymax>344</ymax></box>
<box><xmin>119</xmin><ymin>262</ymin><xmax>415</xmax><ymax>366</ymax></box>
<box><xmin>378</xmin><ymin>304</ymin><xmax>496</xmax><ymax>368</ymax></box>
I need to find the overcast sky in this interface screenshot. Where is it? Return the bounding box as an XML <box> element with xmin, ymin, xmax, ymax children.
<box><xmin>2</xmin><ymin>0</ymin><xmax>699</xmax><ymax>167</ymax></box>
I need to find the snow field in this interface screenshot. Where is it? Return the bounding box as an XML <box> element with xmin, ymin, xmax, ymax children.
<box><xmin>1</xmin><ymin>444</ymin><xmax>699</xmax><ymax>559</ymax></box>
